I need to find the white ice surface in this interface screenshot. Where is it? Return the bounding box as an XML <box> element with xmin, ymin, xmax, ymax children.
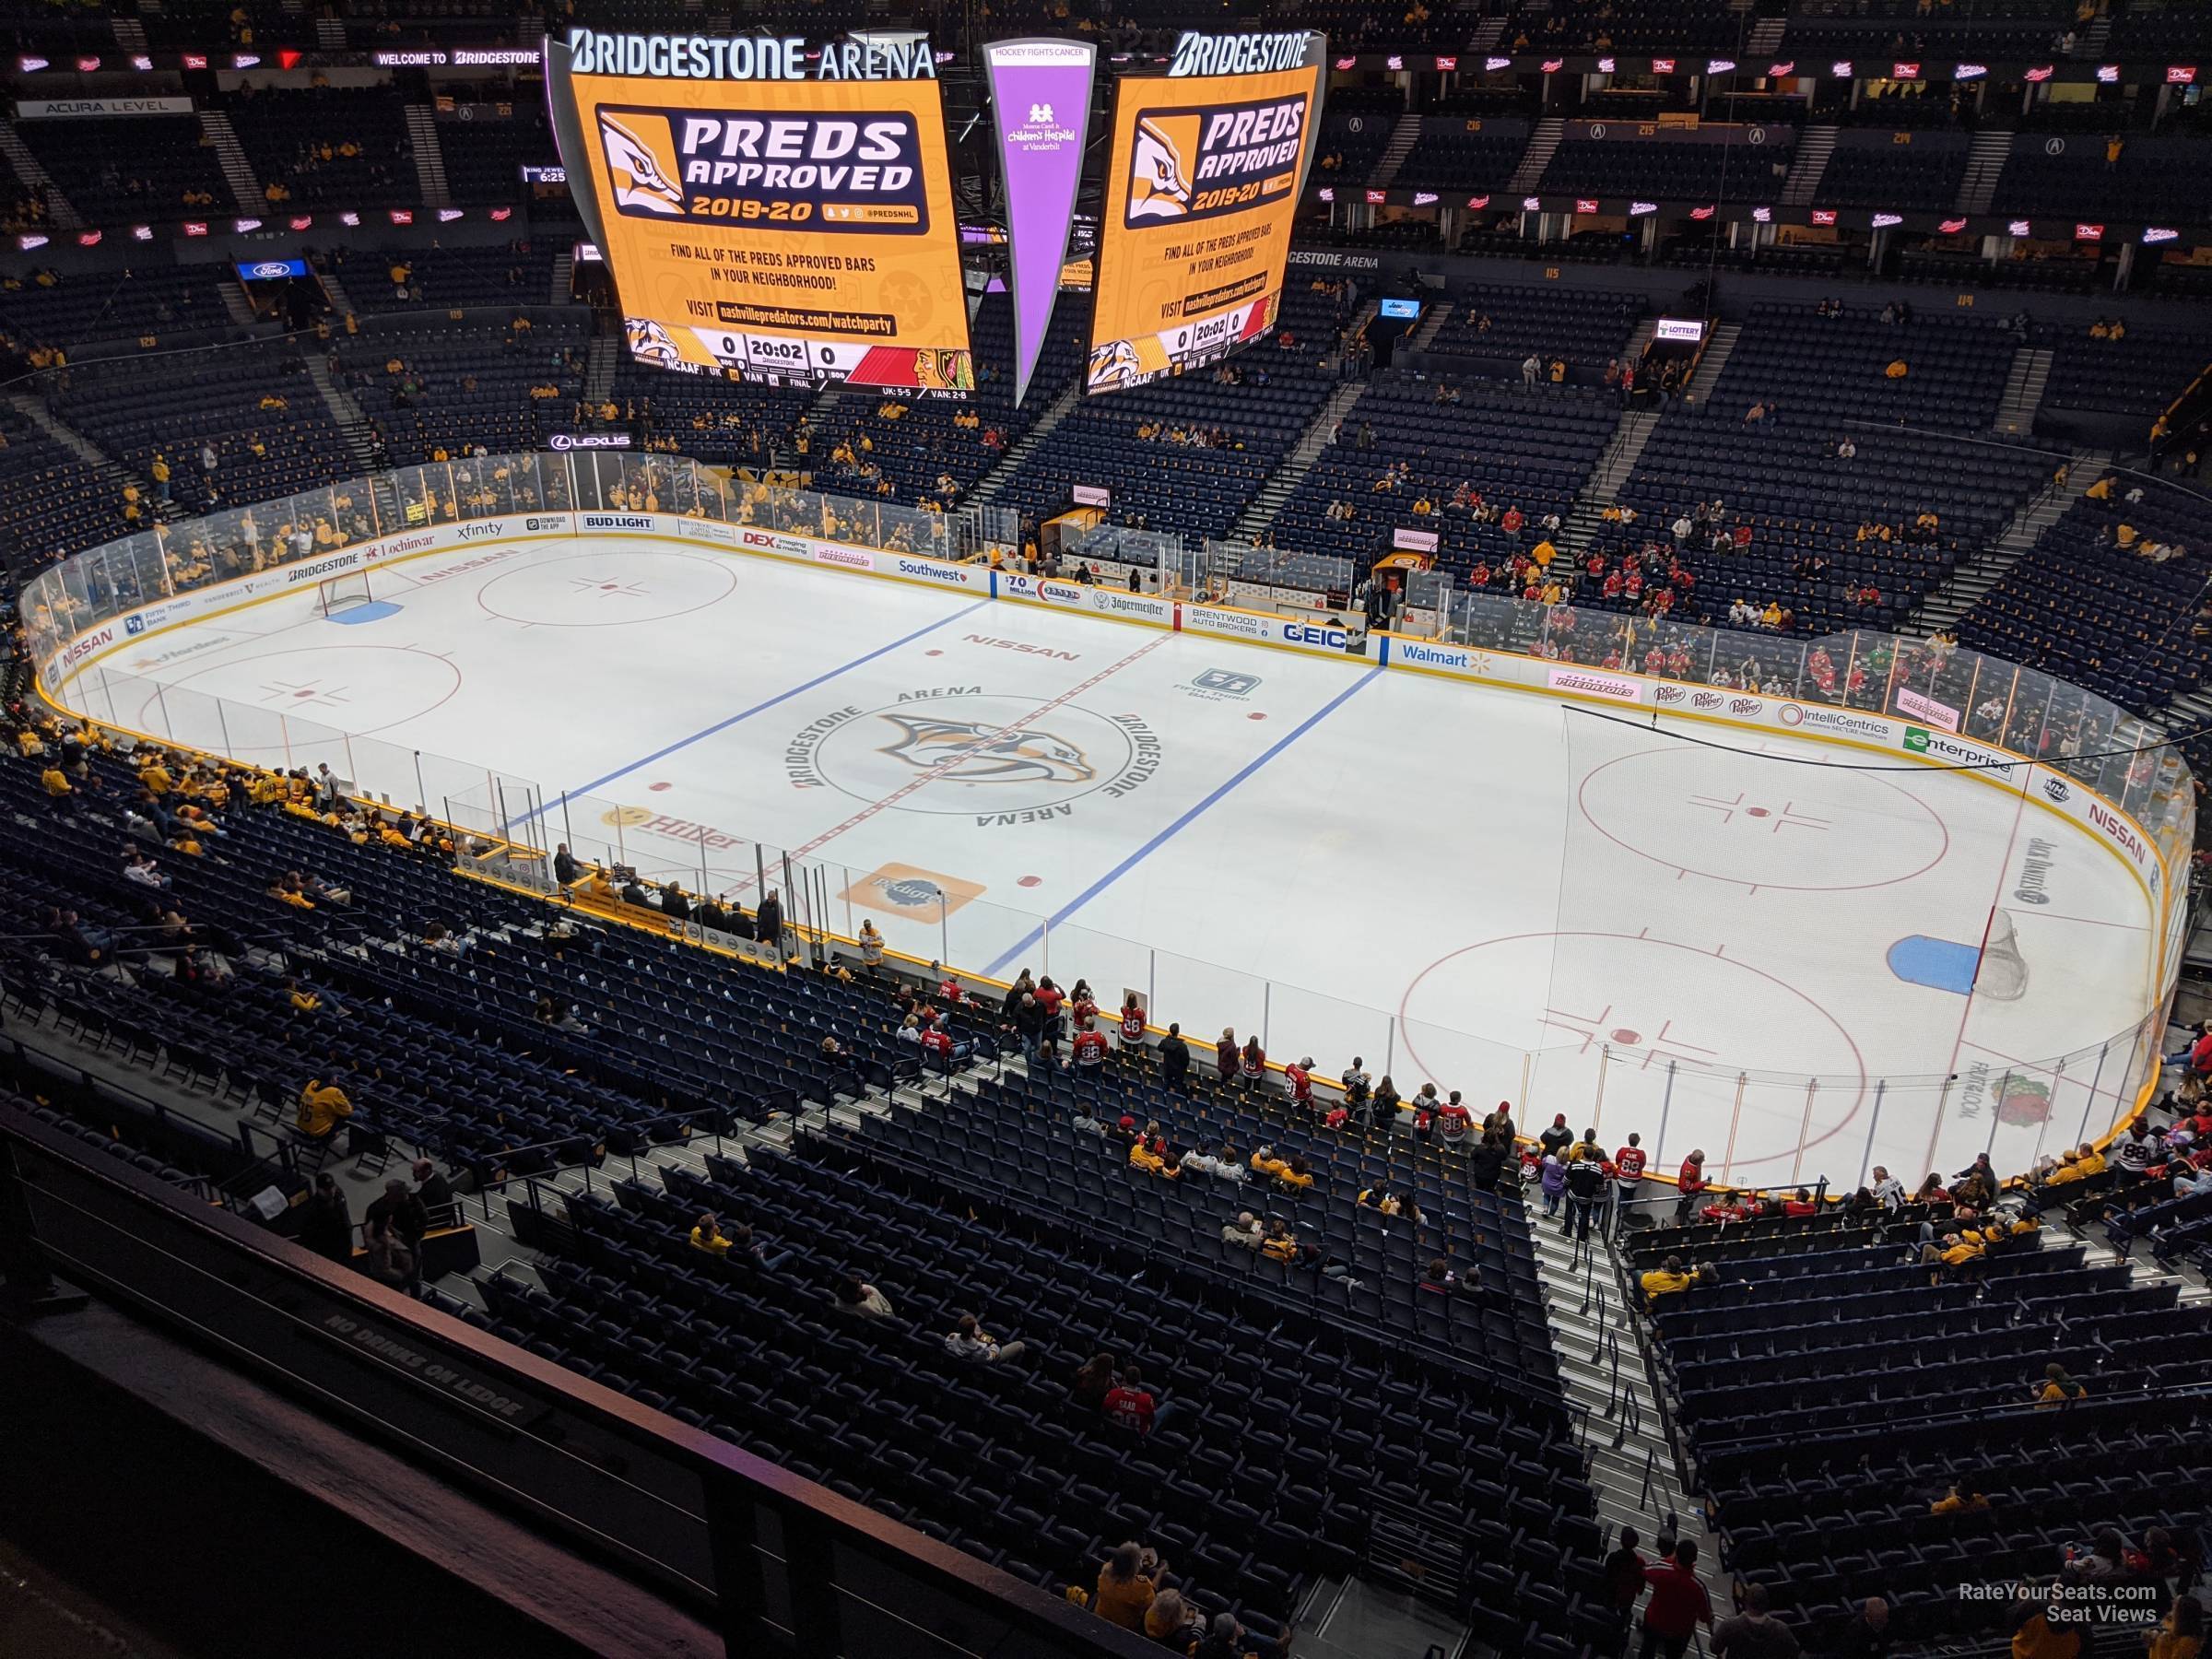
<box><xmin>66</xmin><ymin>534</ymin><xmax>2163</xmax><ymax>1187</ymax></box>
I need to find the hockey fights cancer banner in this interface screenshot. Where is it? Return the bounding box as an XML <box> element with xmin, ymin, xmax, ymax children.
<box><xmin>1085</xmin><ymin>30</ymin><xmax>1326</xmax><ymax>394</ymax></box>
<box><xmin>547</xmin><ymin>31</ymin><xmax>973</xmax><ymax>394</ymax></box>
<box><xmin>982</xmin><ymin>38</ymin><xmax>1096</xmax><ymax>408</ymax></box>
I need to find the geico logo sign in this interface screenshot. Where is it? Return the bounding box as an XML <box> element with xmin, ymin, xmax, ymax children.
<box><xmin>582</xmin><ymin>513</ymin><xmax>653</xmax><ymax>530</ymax></box>
<box><xmin>2087</xmin><ymin>802</ymin><xmax>2149</xmax><ymax>868</ymax></box>
<box><xmin>814</xmin><ymin>546</ymin><xmax>872</xmax><ymax>571</ymax></box>
<box><xmin>59</xmin><ymin>625</ymin><xmax>114</xmax><ymax>667</ymax></box>
<box><xmin>456</xmin><ymin>522</ymin><xmax>504</xmax><ymax>541</ymax></box>
<box><xmin>1780</xmin><ymin>703</ymin><xmax>1889</xmax><ymax>741</ymax></box>
<box><xmin>895</xmin><ymin>558</ymin><xmax>963</xmax><ymax>583</ymax></box>
<box><xmin>1281</xmin><ymin>622</ymin><xmax>1349</xmax><ymax>649</ymax></box>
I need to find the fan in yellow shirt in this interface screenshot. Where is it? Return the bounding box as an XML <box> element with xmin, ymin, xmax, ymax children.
<box><xmin>297</xmin><ymin>1077</ymin><xmax>353</xmax><ymax>1138</ymax></box>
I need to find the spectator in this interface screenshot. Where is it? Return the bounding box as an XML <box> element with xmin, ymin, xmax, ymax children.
<box><xmin>1146</xmin><ymin>1587</ymin><xmax>1200</xmax><ymax>1648</ymax></box>
<box><xmin>1614</xmin><ymin>1132</ymin><xmax>1648</xmax><ymax>1226</ymax></box>
<box><xmin>1070</xmin><ymin>1351</ymin><xmax>1118</xmax><ymax>1410</ymax></box>
<box><xmin>365</xmin><ymin>1177</ymin><xmax>429</xmax><ymax>1265</ymax></box>
<box><xmin>297</xmin><ymin>1074</ymin><xmax>354</xmax><ymax>1141</ymax></box>
<box><xmin>1093</xmin><ymin>1542</ymin><xmax>1163</xmax><ymax>1631</ymax></box>
<box><xmin>1828</xmin><ymin>1597</ymin><xmax>1889</xmax><ymax>1659</ymax></box>
<box><xmin>2036</xmin><ymin>1362</ymin><xmax>2087</xmax><ymax>1409</ymax></box>
<box><xmin>1712</xmin><ymin>1583</ymin><xmax>1798</xmax><ymax>1658</ymax></box>
<box><xmin>1675</xmin><ymin>1150</ymin><xmax>1709</xmax><ymax>1222</ymax></box>
<box><xmin>298</xmin><ymin>1171</ymin><xmax>355</xmax><ymax>1263</ymax></box>
<box><xmin>690</xmin><ymin>1212</ymin><xmax>734</xmax><ymax>1254</ymax></box>
<box><xmin>831</xmin><ymin>1274</ymin><xmax>895</xmax><ymax>1320</ymax></box>
<box><xmin>2146</xmin><ymin>1591</ymin><xmax>2200</xmax><ymax>1659</ymax></box>
<box><xmin>1239</xmin><ymin>1034</ymin><xmax>1265</xmax><ymax>1089</ymax></box>
<box><xmin>1640</xmin><ymin>1254</ymin><xmax>1712</xmax><ymax>1303</ymax></box>
<box><xmin>410</xmin><ymin>1158</ymin><xmax>453</xmax><ymax>1214</ymax></box>
<box><xmin>1194</xmin><ymin>1611</ymin><xmax>1253</xmax><ymax>1659</ymax></box>
<box><xmin>1159</xmin><ymin>1022</ymin><xmax>1191</xmax><ymax>1092</ymax></box>
<box><xmin>944</xmin><ymin>1312</ymin><xmax>1027</xmax><ymax>1364</ymax></box>
<box><xmin>1869</xmin><ymin>1166</ymin><xmax>1905</xmax><ymax>1212</ymax></box>
<box><xmin>1565</xmin><ymin>1140</ymin><xmax>1609</xmax><ymax>1240</ymax></box>
<box><xmin>1539</xmin><ymin>1112</ymin><xmax>1574</xmax><ymax>1159</ymax></box>
<box><xmin>1222</xmin><ymin>1211</ymin><xmax>1265</xmax><ymax>1250</ymax></box>
<box><xmin>1640</xmin><ymin>1538</ymin><xmax>1712</xmax><ymax>1659</ymax></box>
<box><xmin>1216</xmin><ymin>1028</ymin><xmax>1238</xmax><ymax>1084</ymax></box>
<box><xmin>1101</xmin><ymin>1362</ymin><xmax>1160</xmax><ymax>1434</ymax></box>
<box><xmin>1603</xmin><ymin>1526</ymin><xmax>1648</xmax><ymax>1642</ymax></box>
<box><xmin>1538</xmin><ymin>1150</ymin><xmax>1567</xmax><ymax>1218</ymax></box>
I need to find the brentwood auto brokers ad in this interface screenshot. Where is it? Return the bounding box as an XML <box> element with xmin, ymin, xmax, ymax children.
<box><xmin>1086</xmin><ymin>30</ymin><xmax>1326</xmax><ymax>394</ymax></box>
<box><xmin>547</xmin><ymin>30</ymin><xmax>974</xmax><ymax>394</ymax></box>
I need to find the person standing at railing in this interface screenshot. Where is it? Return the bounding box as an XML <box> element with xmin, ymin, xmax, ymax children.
<box><xmin>1612</xmin><ymin>1134</ymin><xmax>1649</xmax><ymax>1232</ymax></box>
<box><xmin>1674</xmin><ymin>1150</ymin><xmax>1709</xmax><ymax>1224</ymax></box>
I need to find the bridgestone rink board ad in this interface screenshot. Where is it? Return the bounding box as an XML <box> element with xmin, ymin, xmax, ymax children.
<box><xmin>548</xmin><ymin>30</ymin><xmax>974</xmax><ymax>394</ymax></box>
<box><xmin>1085</xmin><ymin>30</ymin><xmax>1325</xmax><ymax>395</ymax></box>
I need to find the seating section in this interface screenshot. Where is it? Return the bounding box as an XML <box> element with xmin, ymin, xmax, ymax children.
<box><xmin>2033</xmin><ymin>321</ymin><xmax>2212</xmax><ymax>418</ymax></box>
<box><xmin>1956</xmin><ymin>473</ymin><xmax>2212</xmax><ymax>712</ymax></box>
<box><xmin>15</xmin><ymin>114</ymin><xmax>232</xmax><ymax>219</ymax></box>
<box><xmin>1312</xmin><ymin>103</ymin><xmax>1402</xmax><ymax>188</ymax></box>
<box><xmin>53</xmin><ymin>340</ymin><xmax>352</xmax><ymax>510</ymax></box>
<box><xmin>1423</xmin><ymin>283</ymin><xmax>1646</xmax><ymax>376</ymax></box>
<box><xmin>1815</xmin><ymin>132</ymin><xmax>1971</xmax><ymax>213</ymax></box>
<box><xmin>436</xmin><ymin>101</ymin><xmax>553</xmax><ymax>206</ymax></box>
<box><xmin>227</xmin><ymin>88</ymin><xmax>417</xmax><ymax>210</ymax></box>
<box><xmin>1266</xmin><ymin>382</ymin><xmax>1618</xmax><ymax>580</ymax></box>
<box><xmin>0</xmin><ymin>403</ymin><xmax>136</xmax><ymax>567</ymax></box>
<box><xmin>1393</xmin><ymin>119</ymin><xmax>1532</xmax><ymax>194</ymax></box>
<box><xmin>810</xmin><ymin>291</ymin><xmax>1086</xmax><ymax>508</ymax></box>
<box><xmin>1783</xmin><ymin>0</ymin><xmax>2073</xmax><ymax>58</ymax></box>
<box><xmin>336</xmin><ymin>315</ymin><xmax>591</xmax><ymax>463</ymax></box>
<box><xmin>0</xmin><ymin>265</ymin><xmax>238</xmax><ymax>350</ymax></box>
<box><xmin>994</xmin><ymin>285</ymin><xmax>1354</xmax><ymax>539</ymax></box>
<box><xmin>1541</xmin><ymin>134</ymin><xmax>1794</xmax><ymax>206</ymax></box>
<box><xmin>1991</xmin><ymin>136</ymin><xmax>2212</xmax><ymax>227</ymax></box>
<box><xmin>338</xmin><ymin>243</ymin><xmax>562</xmax><ymax>313</ymax></box>
<box><xmin>1629</xmin><ymin>1207</ymin><xmax>2212</xmax><ymax>1648</ymax></box>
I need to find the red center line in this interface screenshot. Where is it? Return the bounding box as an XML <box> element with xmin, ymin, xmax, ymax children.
<box><xmin>727</xmin><ymin>632</ymin><xmax>1171</xmax><ymax>896</ymax></box>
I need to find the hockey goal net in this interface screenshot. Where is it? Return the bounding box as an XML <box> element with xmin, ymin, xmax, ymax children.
<box><xmin>316</xmin><ymin>570</ymin><xmax>374</xmax><ymax>617</ymax></box>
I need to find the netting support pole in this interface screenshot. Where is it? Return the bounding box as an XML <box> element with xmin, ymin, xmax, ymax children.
<box><xmin>1790</xmin><ymin>1078</ymin><xmax>1818</xmax><ymax>1185</ymax></box>
<box><xmin>1263</xmin><ymin>982</ymin><xmax>1272</xmax><ymax>1053</ymax></box>
<box><xmin>1921</xmin><ymin>1074</ymin><xmax>1954</xmax><ymax>1186</ymax></box>
<box><xmin>414</xmin><ymin>750</ymin><xmax>427</xmax><ymax>816</ymax></box>
<box><xmin>1983</xmin><ymin>1073</ymin><xmax>2013</xmax><ymax>1156</ymax></box>
<box><xmin>1720</xmin><ymin>1072</ymin><xmax>1747</xmax><ymax>1184</ymax></box>
<box><xmin>1856</xmin><ymin>1081</ymin><xmax>1885</xmax><ymax>1189</ymax></box>
<box><xmin>1592</xmin><ymin>1044</ymin><xmax>1611</xmax><ymax>1139</ymax></box>
<box><xmin>2077</xmin><ymin>1042</ymin><xmax>2111</xmax><ymax>1148</ymax></box>
<box><xmin>216</xmin><ymin>700</ymin><xmax>232</xmax><ymax>760</ymax></box>
<box><xmin>1653</xmin><ymin>1061</ymin><xmax>1677</xmax><ymax>1171</ymax></box>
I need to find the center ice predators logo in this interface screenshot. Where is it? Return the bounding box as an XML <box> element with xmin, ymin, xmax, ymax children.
<box><xmin>1088</xmin><ymin>337</ymin><xmax>1143</xmax><ymax>390</ymax></box>
<box><xmin>877</xmin><ymin>713</ymin><xmax>1097</xmax><ymax>785</ymax></box>
<box><xmin>1128</xmin><ymin>114</ymin><xmax>1194</xmax><ymax>219</ymax></box>
<box><xmin>599</xmin><ymin>111</ymin><xmax>684</xmax><ymax>216</ymax></box>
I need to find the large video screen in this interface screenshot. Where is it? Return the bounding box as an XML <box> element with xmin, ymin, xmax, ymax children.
<box><xmin>1085</xmin><ymin>30</ymin><xmax>1325</xmax><ymax>395</ymax></box>
<box><xmin>548</xmin><ymin>31</ymin><xmax>973</xmax><ymax>395</ymax></box>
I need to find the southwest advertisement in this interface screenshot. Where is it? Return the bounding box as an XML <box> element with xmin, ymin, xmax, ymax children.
<box><xmin>547</xmin><ymin>30</ymin><xmax>974</xmax><ymax>394</ymax></box>
<box><xmin>1085</xmin><ymin>29</ymin><xmax>1325</xmax><ymax>395</ymax></box>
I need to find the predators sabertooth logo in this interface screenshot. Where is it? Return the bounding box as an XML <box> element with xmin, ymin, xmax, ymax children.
<box><xmin>599</xmin><ymin>111</ymin><xmax>685</xmax><ymax>215</ymax></box>
<box><xmin>877</xmin><ymin>714</ymin><xmax>1097</xmax><ymax>784</ymax></box>
<box><xmin>626</xmin><ymin>316</ymin><xmax>684</xmax><ymax>367</ymax></box>
<box><xmin>1087</xmin><ymin>337</ymin><xmax>1143</xmax><ymax>390</ymax></box>
<box><xmin>1129</xmin><ymin>114</ymin><xmax>1194</xmax><ymax>220</ymax></box>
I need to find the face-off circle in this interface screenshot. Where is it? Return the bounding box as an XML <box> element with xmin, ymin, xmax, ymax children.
<box><xmin>1577</xmin><ymin>745</ymin><xmax>1949</xmax><ymax>891</ymax></box>
<box><xmin>1396</xmin><ymin>929</ymin><xmax>1869</xmax><ymax>1169</ymax></box>
<box><xmin>132</xmin><ymin>643</ymin><xmax>463</xmax><ymax>750</ymax></box>
<box><xmin>807</xmin><ymin>692</ymin><xmax>1137</xmax><ymax>818</ymax></box>
<box><xmin>476</xmin><ymin>550</ymin><xmax>737</xmax><ymax>628</ymax></box>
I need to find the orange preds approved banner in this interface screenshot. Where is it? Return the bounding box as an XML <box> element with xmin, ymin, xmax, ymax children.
<box><xmin>550</xmin><ymin>32</ymin><xmax>973</xmax><ymax>394</ymax></box>
<box><xmin>1086</xmin><ymin>30</ymin><xmax>1325</xmax><ymax>394</ymax></box>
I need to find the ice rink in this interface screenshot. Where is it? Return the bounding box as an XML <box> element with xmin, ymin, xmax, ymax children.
<box><xmin>65</xmin><ymin>531</ymin><xmax>2166</xmax><ymax>1188</ymax></box>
